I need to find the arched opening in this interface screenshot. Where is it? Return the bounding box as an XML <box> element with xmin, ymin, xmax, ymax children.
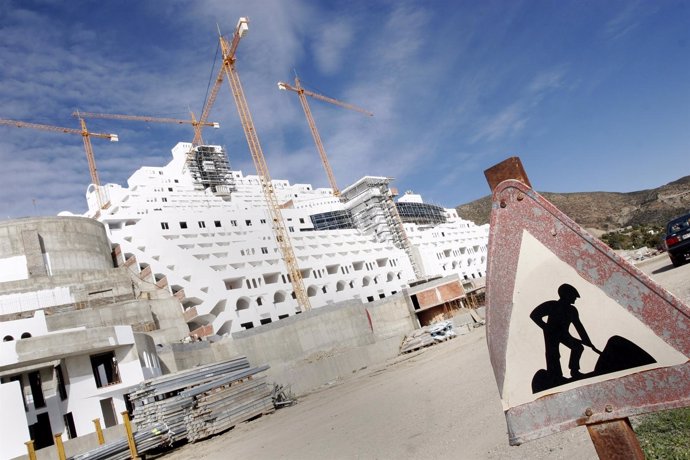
<box><xmin>336</xmin><ymin>281</ymin><xmax>346</xmax><ymax>292</ymax></box>
<box><xmin>216</xmin><ymin>320</ymin><xmax>233</xmax><ymax>336</ymax></box>
<box><xmin>274</xmin><ymin>291</ymin><xmax>287</xmax><ymax>304</ymax></box>
<box><xmin>362</xmin><ymin>276</ymin><xmax>371</xmax><ymax>287</ymax></box>
<box><xmin>307</xmin><ymin>285</ymin><xmax>318</xmax><ymax>297</ymax></box>
<box><xmin>236</xmin><ymin>297</ymin><xmax>251</xmax><ymax>311</ymax></box>
<box><xmin>386</xmin><ymin>272</ymin><xmax>394</xmax><ymax>282</ymax></box>
<box><xmin>3</xmin><ymin>335</ymin><xmax>14</xmax><ymax>342</ymax></box>
<box><xmin>20</xmin><ymin>332</ymin><xmax>32</xmax><ymax>339</ymax></box>
<box><xmin>210</xmin><ymin>300</ymin><xmax>227</xmax><ymax>317</ymax></box>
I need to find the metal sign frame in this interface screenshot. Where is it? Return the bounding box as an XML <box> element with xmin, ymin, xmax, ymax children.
<box><xmin>485</xmin><ymin>166</ymin><xmax>690</xmax><ymax>445</ymax></box>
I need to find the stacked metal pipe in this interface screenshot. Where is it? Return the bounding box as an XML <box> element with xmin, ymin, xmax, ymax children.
<box><xmin>69</xmin><ymin>423</ymin><xmax>169</xmax><ymax>460</ymax></box>
<box><xmin>129</xmin><ymin>356</ymin><xmax>274</xmax><ymax>445</ymax></box>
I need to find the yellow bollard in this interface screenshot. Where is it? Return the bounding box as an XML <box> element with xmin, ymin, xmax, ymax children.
<box><xmin>92</xmin><ymin>418</ymin><xmax>105</xmax><ymax>444</ymax></box>
<box><xmin>54</xmin><ymin>434</ymin><xmax>66</xmax><ymax>460</ymax></box>
<box><xmin>121</xmin><ymin>411</ymin><xmax>140</xmax><ymax>460</ymax></box>
<box><xmin>25</xmin><ymin>440</ymin><xmax>36</xmax><ymax>460</ymax></box>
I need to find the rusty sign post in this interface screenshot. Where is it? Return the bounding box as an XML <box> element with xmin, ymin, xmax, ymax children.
<box><xmin>483</xmin><ymin>157</ymin><xmax>690</xmax><ymax>458</ymax></box>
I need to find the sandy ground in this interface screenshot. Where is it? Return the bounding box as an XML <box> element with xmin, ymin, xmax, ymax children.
<box><xmin>160</xmin><ymin>254</ymin><xmax>688</xmax><ymax>460</ymax></box>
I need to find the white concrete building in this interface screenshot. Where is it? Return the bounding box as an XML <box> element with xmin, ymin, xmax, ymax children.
<box><xmin>86</xmin><ymin>142</ymin><xmax>488</xmax><ymax>338</ymax></box>
<box><xmin>0</xmin><ymin>309</ymin><xmax>162</xmax><ymax>457</ymax></box>
<box><xmin>0</xmin><ymin>216</ymin><xmax>184</xmax><ymax>458</ymax></box>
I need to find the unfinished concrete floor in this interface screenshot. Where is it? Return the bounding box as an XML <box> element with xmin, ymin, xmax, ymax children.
<box><xmin>159</xmin><ymin>328</ymin><xmax>596</xmax><ymax>460</ymax></box>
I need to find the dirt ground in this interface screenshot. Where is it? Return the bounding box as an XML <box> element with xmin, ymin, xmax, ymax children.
<box><xmin>160</xmin><ymin>254</ymin><xmax>688</xmax><ymax>460</ymax></box>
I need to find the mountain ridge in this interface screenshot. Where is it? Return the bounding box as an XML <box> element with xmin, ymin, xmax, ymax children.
<box><xmin>455</xmin><ymin>175</ymin><xmax>690</xmax><ymax>232</ymax></box>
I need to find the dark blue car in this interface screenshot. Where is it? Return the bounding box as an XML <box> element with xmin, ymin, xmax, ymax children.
<box><xmin>665</xmin><ymin>212</ymin><xmax>690</xmax><ymax>267</ymax></box>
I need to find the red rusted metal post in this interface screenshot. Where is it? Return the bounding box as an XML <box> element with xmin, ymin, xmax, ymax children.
<box><xmin>587</xmin><ymin>419</ymin><xmax>645</xmax><ymax>460</ymax></box>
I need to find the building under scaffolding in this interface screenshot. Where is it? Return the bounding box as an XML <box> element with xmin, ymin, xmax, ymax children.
<box><xmin>186</xmin><ymin>145</ymin><xmax>235</xmax><ymax>195</ymax></box>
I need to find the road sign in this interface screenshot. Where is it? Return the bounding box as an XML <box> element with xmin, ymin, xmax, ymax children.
<box><xmin>484</xmin><ymin>158</ymin><xmax>690</xmax><ymax>446</ymax></box>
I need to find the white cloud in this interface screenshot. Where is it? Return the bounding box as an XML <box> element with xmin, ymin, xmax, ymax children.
<box><xmin>312</xmin><ymin>20</ymin><xmax>354</xmax><ymax>75</ymax></box>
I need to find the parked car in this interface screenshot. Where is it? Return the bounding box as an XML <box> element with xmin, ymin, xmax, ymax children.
<box><xmin>664</xmin><ymin>212</ymin><xmax>690</xmax><ymax>267</ymax></box>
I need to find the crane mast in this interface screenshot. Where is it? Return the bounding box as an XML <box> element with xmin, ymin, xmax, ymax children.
<box><xmin>219</xmin><ymin>18</ymin><xmax>311</xmax><ymax>312</ymax></box>
<box><xmin>0</xmin><ymin>117</ymin><xmax>118</xmax><ymax>211</ymax></box>
<box><xmin>278</xmin><ymin>78</ymin><xmax>422</xmax><ymax>279</ymax></box>
<box><xmin>278</xmin><ymin>77</ymin><xmax>372</xmax><ymax>197</ymax></box>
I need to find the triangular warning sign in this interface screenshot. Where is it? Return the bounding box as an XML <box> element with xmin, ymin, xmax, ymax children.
<box><xmin>485</xmin><ymin>177</ymin><xmax>690</xmax><ymax>445</ymax></box>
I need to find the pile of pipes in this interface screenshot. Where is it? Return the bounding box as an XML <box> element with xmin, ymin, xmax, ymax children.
<box><xmin>400</xmin><ymin>320</ymin><xmax>457</xmax><ymax>354</ymax></box>
<box><xmin>129</xmin><ymin>356</ymin><xmax>275</xmax><ymax>444</ymax></box>
<box><xmin>70</xmin><ymin>423</ymin><xmax>169</xmax><ymax>460</ymax></box>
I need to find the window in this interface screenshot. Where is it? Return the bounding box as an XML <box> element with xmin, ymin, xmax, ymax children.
<box><xmin>56</xmin><ymin>365</ymin><xmax>68</xmax><ymax>400</ymax></box>
<box><xmin>215</xmin><ymin>220</ymin><xmax>222</xmax><ymax>228</ymax></box>
<box><xmin>231</xmin><ymin>220</ymin><xmax>237</xmax><ymax>227</ymax></box>
<box><xmin>28</xmin><ymin>371</ymin><xmax>46</xmax><ymax>408</ymax></box>
<box><xmin>168</xmin><ymin>187</ymin><xmax>173</xmax><ymax>191</ymax></box>
<box><xmin>260</xmin><ymin>318</ymin><xmax>272</xmax><ymax>325</ymax></box>
<box><xmin>245</xmin><ymin>219</ymin><xmax>252</xmax><ymax>226</ymax></box>
<box><xmin>241</xmin><ymin>322</ymin><xmax>254</xmax><ymax>330</ymax></box>
<box><xmin>198</xmin><ymin>221</ymin><xmax>206</xmax><ymax>228</ymax></box>
<box><xmin>64</xmin><ymin>413</ymin><xmax>77</xmax><ymax>439</ymax></box>
<box><xmin>161</xmin><ymin>222</ymin><xmax>169</xmax><ymax>230</ymax></box>
<box><xmin>162</xmin><ymin>197</ymin><xmax>167</xmax><ymax>202</ymax></box>
<box><xmin>260</xmin><ymin>219</ymin><xmax>266</xmax><ymax>224</ymax></box>
<box><xmin>179</xmin><ymin>221</ymin><xmax>188</xmax><ymax>229</ymax></box>
<box><xmin>261</xmin><ymin>247</ymin><xmax>268</xmax><ymax>254</ymax></box>
<box><xmin>288</xmin><ymin>226</ymin><xmax>294</xmax><ymax>232</ymax></box>
<box><xmin>90</xmin><ymin>352</ymin><xmax>121</xmax><ymax>388</ymax></box>
<box><xmin>299</xmin><ymin>218</ymin><xmax>305</xmax><ymax>224</ymax></box>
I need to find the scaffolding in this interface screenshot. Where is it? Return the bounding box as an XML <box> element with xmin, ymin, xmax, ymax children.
<box><xmin>341</xmin><ymin>176</ymin><xmax>423</xmax><ymax>279</ymax></box>
<box><xmin>186</xmin><ymin>145</ymin><xmax>236</xmax><ymax>195</ymax></box>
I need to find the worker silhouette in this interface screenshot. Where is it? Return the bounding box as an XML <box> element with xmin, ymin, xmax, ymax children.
<box><xmin>530</xmin><ymin>284</ymin><xmax>601</xmax><ymax>386</ymax></box>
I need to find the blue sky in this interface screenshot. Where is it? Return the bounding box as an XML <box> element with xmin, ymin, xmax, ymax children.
<box><xmin>0</xmin><ymin>0</ymin><xmax>688</xmax><ymax>219</ymax></box>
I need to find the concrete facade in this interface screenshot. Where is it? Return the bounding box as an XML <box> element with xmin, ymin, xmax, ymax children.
<box><xmin>158</xmin><ymin>294</ymin><xmax>418</xmax><ymax>395</ymax></box>
<box><xmin>0</xmin><ymin>217</ymin><xmax>113</xmax><ymax>282</ymax></box>
<box><xmin>0</xmin><ymin>216</ymin><xmax>187</xmax><ymax>460</ymax></box>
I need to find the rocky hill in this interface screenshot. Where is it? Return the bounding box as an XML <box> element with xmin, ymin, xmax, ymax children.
<box><xmin>456</xmin><ymin>175</ymin><xmax>690</xmax><ymax>232</ymax></box>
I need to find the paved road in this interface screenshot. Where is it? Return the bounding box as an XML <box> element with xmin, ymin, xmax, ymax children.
<box><xmin>160</xmin><ymin>253</ymin><xmax>689</xmax><ymax>460</ymax></box>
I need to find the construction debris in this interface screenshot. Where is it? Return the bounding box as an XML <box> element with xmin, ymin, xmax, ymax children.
<box><xmin>399</xmin><ymin>320</ymin><xmax>457</xmax><ymax>354</ymax></box>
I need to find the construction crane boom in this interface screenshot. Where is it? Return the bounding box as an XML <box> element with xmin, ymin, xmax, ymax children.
<box><xmin>0</xmin><ymin>117</ymin><xmax>118</xmax><ymax>210</ymax></box>
<box><xmin>73</xmin><ymin>111</ymin><xmax>219</xmax><ymax>146</ymax></box>
<box><xmin>278</xmin><ymin>77</ymin><xmax>372</xmax><ymax>197</ymax></box>
<box><xmin>192</xmin><ymin>21</ymin><xmax>250</xmax><ymax>147</ymax></box>
<box><xmin>218</xmin><ymin>17</ymin><xmax>311</xmax><ymax>312</ymax></box>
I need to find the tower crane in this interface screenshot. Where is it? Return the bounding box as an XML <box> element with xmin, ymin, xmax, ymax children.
<box><xmin>72</xmin><ymin>111</ymin><xmax>220</xmax><ymax>146</ymax></box>
<box><xmin>217</xmin><ymin>17</ymin><xmax>311</xmax><ymax>312</ymax></box>
<box><xmin>277</xmin><ymin>77</ymin><xmax>372</xmax><ymax>197</ymax></box>
<box><xmin>0</xmin><ymin>117</ymin><xmax>118</xmax><ymax>211</ymax></box>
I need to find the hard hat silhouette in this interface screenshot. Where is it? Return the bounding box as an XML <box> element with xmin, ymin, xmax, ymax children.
<box><xmin>558</xmin><ymin>283</ymin><xmax>580</xmax><ymax>299</ymax></box>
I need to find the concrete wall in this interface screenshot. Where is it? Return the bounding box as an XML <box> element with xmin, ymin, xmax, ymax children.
<box><xmin>12</xmin><ymin>422</ymin><xmax>130</xmax><ymax>460</ymax></box>
<box><xmin>2</xmin><ymin>381</ymin><xmax>31</xmax><ymax>459</ymax></box>
<box><xmin>0</xmin><ymin>269</ymin><xmax>136</xmax><ymax>317</ymax></box>
<box><xmin>0</xmin><ymin>217</ymin><xmax>113</xmax><ymax>281</ymax></box>
<box><xmin>155</xmin><ymin>294</ymin><xmax>417</xmax><ymax>396</ymax></box>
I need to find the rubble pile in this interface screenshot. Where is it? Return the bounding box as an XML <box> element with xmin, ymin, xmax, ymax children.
<box><xmin>400</xmin><ymin>320</ymin><xmax>457</xmax><ymax>354</ymax></box>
